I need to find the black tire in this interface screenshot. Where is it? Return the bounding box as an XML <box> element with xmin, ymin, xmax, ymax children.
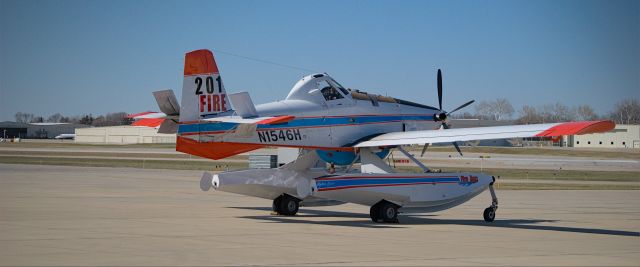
<box><xmin>483</xmin><ymin>207</ymin><xmax>495</xmax><ymax>222</ymax></box>
<box><xmin>379</xmin><ymin>202</ymin><xmax>399</xmax><ymax>223</ymax></box>
<box><xmin>272</xmin><ymin>196</ymin><xmax>282</xmax><ymax>214</ymax></box>
<box><xmin>278</xmin><ymin>195</ymin><xmax>299</xmax><ymax>216</ymax></box>
<box><xmin>369</xmin><ymin>204</ymin><xmax>380</xmax><ymax>222</ymax></box>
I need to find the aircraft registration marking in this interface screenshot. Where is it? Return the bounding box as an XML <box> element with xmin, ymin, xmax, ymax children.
<box><xmin>257</xmin><ymin>129</ymin><xmax>302</xmax><ymax>143</ymax></box>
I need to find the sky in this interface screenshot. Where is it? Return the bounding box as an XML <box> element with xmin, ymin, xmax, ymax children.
<box><xmin>0</xmin><ymin>0</ymin><xmax>638</xmax><ymax>121</ymax></box>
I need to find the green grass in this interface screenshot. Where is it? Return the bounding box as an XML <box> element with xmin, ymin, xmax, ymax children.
<box><xmin>0</xmin><ymin>155</ymin><xmax>247</xmax><ymax>171</ymax></box>
<box><xmin>0</xmin><ymin>142</ymin><xmax>176</xmax><ymax>149</ymax></box>
<box><xmin>394</xmin><ymin>166</ymin><xmax>640</xmax><ymax>182</ymax></box>
<box><xmin>0</xmin><ymin>150</ymin><xmax>248</xmax><ymax>160</ymax></box>
<box><xmin>494</xmin><ymin>182</ymin><xmax>640</xmax><ymax>190</ymax></box>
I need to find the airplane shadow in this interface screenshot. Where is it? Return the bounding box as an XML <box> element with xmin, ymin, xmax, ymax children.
<box><xmin>229</xmin><ymin>206</ymin><xmax>640</xmax><ymax>237</ymax></box>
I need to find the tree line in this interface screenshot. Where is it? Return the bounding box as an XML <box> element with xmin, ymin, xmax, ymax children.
<box><xmin>14</xmin><ymin>112</ymin><xmax>133</xmax><ymax>127</ymax></box>
<box><xmin>451</xmin><ymin>98</ymin><xmax>639</xmax><ymax>125</ymax></box>
<box><xmin>12</xmin><ymin>98</ymin><xmax>640</xmax><ymax>126</ymax></box>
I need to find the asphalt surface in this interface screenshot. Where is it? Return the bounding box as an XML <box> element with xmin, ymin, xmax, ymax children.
<box><xmin>1</xmin><ymin>146</ymin><xmax>638</xmax><ymax>171</ymax></box>
<box><xmin>1</xmin><ymin>164</ymin><xmax>638</xmax><ymax>266</ymax></box>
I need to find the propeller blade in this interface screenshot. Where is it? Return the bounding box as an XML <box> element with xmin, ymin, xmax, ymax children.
<box><xmin>442</xmin><ymin>122</ymin><xmax>450</xmax><ymax>129</ymax></box>
<box><xmin>420</xmin><ymin>143</ymin><xmax>430</xmax><ymax>157</ymax></box>
<box><xmin>447</xmin><ymin>100</ymin><xmax>475</xmax><ymax>115</ymax></box>
<box><xmin>452</xmin><ymin>141</ymin><xmax>463</xmax><ymax>156</ymax></box>
<box><xmin>437</xmin><ymin>69</ymin><xmax>443</xmax><ymax>111</ymax></box>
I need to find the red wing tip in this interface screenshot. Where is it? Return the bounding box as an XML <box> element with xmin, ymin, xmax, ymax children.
<box><xmin>535</xmin><ymin>120</ymin><xmax>616</xmax><ymax>137</ymax></box>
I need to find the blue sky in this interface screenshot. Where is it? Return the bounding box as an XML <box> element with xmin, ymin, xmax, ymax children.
<box><xmin>1</xmin><ymin>0</ymin><xmax>638</xmax><ymax>121</ymax></box>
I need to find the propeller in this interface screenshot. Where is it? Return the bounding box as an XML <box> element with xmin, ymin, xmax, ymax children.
<box><xmin>419</xmin><ymin>69</ymin><xmax>475</xmax><ymax>157</ymax></box>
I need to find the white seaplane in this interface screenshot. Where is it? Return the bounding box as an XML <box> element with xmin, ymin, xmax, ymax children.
<box><xmin>132</xmin><ymin>49</ymin><xmax>615</xmax><ymax>223</ymax></box>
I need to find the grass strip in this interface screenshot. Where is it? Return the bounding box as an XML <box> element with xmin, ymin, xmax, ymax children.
<box><xmin>494</xmin><ymin>182</ymin><xmax>640</xmax><ymax>190</ymax></box>
<box><xmin>0</xmin><ymin>155</ymin><xmax>247</xmax><ymax>171</ymax></box>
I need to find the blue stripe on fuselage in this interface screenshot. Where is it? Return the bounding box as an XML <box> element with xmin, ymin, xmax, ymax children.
<box><xmin>315</xmin><ymin>177</ymin><xmax>460</xmax><ymax>190</ymax></box>
<box><xmin>177</xmin><ymin>114</ymin><xmax>434</xmax><ymax>134</ymax></box>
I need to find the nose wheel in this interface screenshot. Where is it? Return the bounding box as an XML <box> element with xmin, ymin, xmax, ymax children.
<box><xmin>483</xmin><ymin>177</ymin><xmax>499</xmax><ymax>222</ymax></box>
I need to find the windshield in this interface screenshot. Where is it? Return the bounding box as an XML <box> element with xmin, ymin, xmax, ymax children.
<box><xmin>319</xmin><ymin>80</ymin><xmax>344</xmax><ymax>101</ymax></box>
<box><xmin>328</xmin><ymin>78</ymin><xmax>349</xmax><ymax>96</ymax></box>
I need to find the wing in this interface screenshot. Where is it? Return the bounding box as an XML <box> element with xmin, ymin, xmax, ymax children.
<box><xmin>354</xmin><ymin>121</ymin><xmax>615</xmax><ymax>147</ymax></box>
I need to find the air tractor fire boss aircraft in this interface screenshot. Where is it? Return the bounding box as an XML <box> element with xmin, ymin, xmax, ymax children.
<box><xmin>132</xmin><ymin>49</ymin><xmax>615</xmax><ymax>223</ymax></box>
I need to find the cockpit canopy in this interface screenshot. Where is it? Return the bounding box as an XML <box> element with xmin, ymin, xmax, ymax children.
<box><xmin>284</xmin><ymin>73</ymin><xmax>438</xmax><ymax>111</ymax></box>
<box><xmin>286</xmin><ymin>73</ymin><xmax>350</xmax><ymax>103</ymax></box>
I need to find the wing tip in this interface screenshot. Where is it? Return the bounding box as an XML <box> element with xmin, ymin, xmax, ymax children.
<box><xmin>536</xmin><ymin>120</ymin><xmax>616</xmax><ymax>137</ymax></box>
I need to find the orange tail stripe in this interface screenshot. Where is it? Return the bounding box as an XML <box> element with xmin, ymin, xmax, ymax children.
<box><xmin>184</xmin><ymin>49</ymin><xmax>218</xmax><ymax>76</ymax></box>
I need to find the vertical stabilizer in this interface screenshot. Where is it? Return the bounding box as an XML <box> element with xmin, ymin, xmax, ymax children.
<box><xmin>180</xmin><ymin>49</ymin><xmax>230</xmax><ymax>122</ymax></box>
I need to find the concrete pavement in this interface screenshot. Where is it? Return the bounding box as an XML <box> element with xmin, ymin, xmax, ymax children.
<box><xmin>1</xmin><ymin>164</ymin><xmax>638</xmax><ymax>266</ymax></box>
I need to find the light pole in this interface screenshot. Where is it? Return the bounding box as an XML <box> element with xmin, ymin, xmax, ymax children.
<box><xmin>479</xmin><ymin>155</ymin><xmax>491</xmax><ymax>172</ymax></box>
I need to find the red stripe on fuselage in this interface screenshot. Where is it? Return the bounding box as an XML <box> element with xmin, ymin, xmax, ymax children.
<box><xmin>317</xmin><ymin>181</ymin><xmax>460</xmax><ymax>191</ymax></box>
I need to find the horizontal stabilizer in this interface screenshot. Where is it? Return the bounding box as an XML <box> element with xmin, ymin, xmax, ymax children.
<box><xmin>128</xmin><ymin>111</ymin><xmax>166</xmax><ymax>119</ymax></box>
<box><xmin>158</xmin><ymin>119</ymin><xmax>178</xmax><ymax>134</ymax></box>
<box><xmin>131</xmin><ymin>118</ymin><xmax>164</xmax><ymax>127</ymax></box>
<box><xmin>229</xmin><ymin>92</ymin><xmax>258</xmax><ymax>118</ymax></box>
<box><xmin>203</xmin><ymin>115</ymin><xmax>295</xmax><ymax>125</ymax></box>
<box><xmin>153</xmin><ymin>90</ymin><xmax>180</xmax><ymax>117</ymax></box>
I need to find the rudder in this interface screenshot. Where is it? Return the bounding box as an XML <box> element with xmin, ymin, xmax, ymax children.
<box><xmin>180</xmin><ymin>49</ymin><xmax>231</xmax><ymax>122</ymax></box>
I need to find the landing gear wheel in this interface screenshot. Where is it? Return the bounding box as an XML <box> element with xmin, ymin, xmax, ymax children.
<box><xmin>272</xmin><ymin>197</ymin><xmax>282</xmax><ymax>214</ymax></box>
<box><xmin>483</xmin><ymin>207</ymin><xmax>496</xmax><ymax>222</ymax></box>
<box><xmin>369</xmin><ymin>204</ymin><xmax>380</xmax><ymax>222</ymax></box>
<box><xmin>483</xmin><ymin>176</ymin><xmax>498</xmax><ymax>222</ymax></box>
<box><xmin>379</xmin><ymin>202</ymin><xmax>399</xmax><ymax>223</ymax></box>
<box><xmin>370</xmin><ymin>201</ymin><xmax>399</xmax><ymax>223</ymax></box>
<box><xmin>277</xmin><ymin>195</ymin><xmax>299</xmax><ymax>216</ymax></box>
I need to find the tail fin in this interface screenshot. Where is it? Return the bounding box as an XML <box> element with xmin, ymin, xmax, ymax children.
<box><xmin>180</xmin><ymin>49</ymin><xmax>231</xmax><ymax>122</ymax></box>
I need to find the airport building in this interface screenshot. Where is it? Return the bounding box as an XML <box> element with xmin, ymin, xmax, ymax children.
<box><xmin>564</xmin><ymin>124</ymin><xmax>640</xmax><ymax>149</ymax></box>
<box><xmin>74</xmin><ymin>126</ymin><xmax>176</xmax><ymax>144</ymax></box>
<box><xmin>0</xmin><ymin>121</ymin><xmax>89</xmax><ymax>139</ymax></box>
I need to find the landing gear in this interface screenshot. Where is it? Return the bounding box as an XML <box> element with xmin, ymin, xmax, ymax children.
<box><xmin>370</xmin><ymin>201</ymin><xmax>399</xmax><ymax>223</ymax></box>
<box><xmin>272</xmin><ymin>194</ymin><xmax>299</xmax><ymax>216</ymax></box>
<box><xmin>483</xmin><ymin>207</ymin><xmax>495</xmax><ymax>222</ymax></box>
<box><xmin>483</xmin><ymin>177</ymin><xmax>499</xmax><ymax>222</ymax></box>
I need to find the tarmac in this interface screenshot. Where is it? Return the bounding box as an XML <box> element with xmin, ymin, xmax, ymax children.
<box><xmin>1</xmin><ymin>163</ymin><xmax>639</xmax><ymax>266</ymax></box>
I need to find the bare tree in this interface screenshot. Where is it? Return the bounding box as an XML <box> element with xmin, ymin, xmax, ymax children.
<box><xmin>474</xmin><ymin>98</ymin><xmax>514</xmax><ymax>120</ymax></box>
<box><xmin>474</xmin><ymin>101</ymin><xmax>492</xmax><ymax>120</ymax></box>
<box><xmin>551</xmin><ymin>102</ymin><xmax>575</xmax><ymax>122</ymax></box>
<box><xmin>575</xmin><ymin>105</ymin><xmax>598</xmax><ymax>121</ymax></box>
<box><xmin>91</xmin><ymin>112</ymin><xmax>131</xmax><ymax>127</ymax></box>
<box><xmin>14</xmin><ymin>112</ymin><xmax>34</xmax><ymax>123</ymax></box>
<box><xmin>46</xmin><ymin>113</ymin><xmax>64</xmax><ymax>123</ymax></box>
<box><xmin>30</xmin><ymin>116</ymin><xmax>44</xmax><ymax>123</ymax></box>
<box><xmin>450</xmin><ymin>112</ymin><xmax>479</xmax><ymax>119</ymax></box>
<box><xmin>516</xmin><ymin>105</ymin><xmax>542</xmax><ymax>124</ymax></box>
<box><xmin>610</xmin><ymin>99</ymin><xmax>640</xmax><ymax>125</ymax></box>
<box><xmin>79</xmin><ymin>114</ymin><xmax>94</xmax><ymax>125</ymax></box>
<box><xmin>493</xmin><ymin>98</ymin><xmax>514</xmax><ymax>120</ymax></box>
